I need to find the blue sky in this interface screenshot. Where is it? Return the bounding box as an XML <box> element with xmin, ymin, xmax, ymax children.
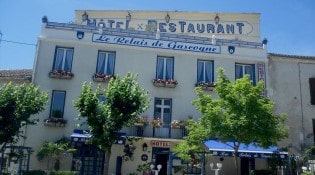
<box><xmin>0</xmin><ymin>0</ymin><xmax>314</xmax><ymax>69</ymax></box>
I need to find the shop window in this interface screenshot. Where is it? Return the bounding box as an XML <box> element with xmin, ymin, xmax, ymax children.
<box><xmin>197</xmin><ymin>60</ymin><xmax>214</xmax><ymax>83</ymax></box>
<box><xmin>96</xmin><ymin>51</ymin><xmax>115</xmax><ymax>75</ymax></box>
<box><xmin>53</xmin><ymin>47</ymin><xmax>74</xmax><ymax>72</ymax></box>
<box><xmin>154</xmin><ymin>98</ymin><xmax>172</xmax><ymax>127</ymax></box>
<box><xmin>235</xmin><ymin>63</ymin><xmax>256</xmax><ymax>85</ymax></box>
<box><xmin>310</xmin><ymin>78</ymin><xmax>315</xmax><ymax>105</ymax></box>
<box><xmin>50</xmin><ymin>91</ymin><xmax>66</xmax><ymax>119</ymax></box>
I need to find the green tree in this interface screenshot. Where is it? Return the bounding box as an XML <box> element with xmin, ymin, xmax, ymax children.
<box><xmin>0</xmin><ymin>82</ymin><xmax>48</xmax><ymax>152</ymax></box>
<box><xmin>74</xmin><ymin>73</ymin><xmax>150</xmax><ymax>175</ymax></box>
<box><xmin>37</xmin><ymin>137</ymin><xmax>75</xmax><ymax>172</ymax></box>
<box><xmin>175</xmin><ymin>68</ymin><xmax>288</xmax><ymax>175</ymax></box>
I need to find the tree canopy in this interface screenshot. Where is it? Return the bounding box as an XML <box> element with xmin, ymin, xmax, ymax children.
<box><xmin>175</xmin><ymin>68</ymin><xmax>288</xmax><ymax>175</ymax></box>
<box><xmin>74</xmin><ymin>72</ymin><xmax>150</xmax><ymax>175</ymax></box>
<box><xmin>0</xmin><ymin>82</ymin><xmax>48</xmax><ymax>151</ymax></box>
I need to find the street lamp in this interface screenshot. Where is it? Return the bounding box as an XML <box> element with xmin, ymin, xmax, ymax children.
<box><xmin>210</xmin><ymin>162</ymin><xmax>222</xmax><ymax>175</ymax></box>
<box><xmin>150</xmin><ymin>164</ymin><xmax>162</xmax><ymax>175</ymax></box>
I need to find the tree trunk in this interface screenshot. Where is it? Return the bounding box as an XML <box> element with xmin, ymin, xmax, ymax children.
<box><xmin>233</xmin><ymin>152</ymin><xmax>239</xmax><ymax>175</ymax></box>
<box><xmin>233</xmin><ymin>145</ymin><xmax>240</xmax><ymax>175</ymax></box>
<box><xmin>103</xmin><ymin>151</ymin><xmax>111</xmax><ymax>175</ymax></box>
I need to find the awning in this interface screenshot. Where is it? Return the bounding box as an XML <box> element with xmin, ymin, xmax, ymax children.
<box><xmin>204</xmin><ymin>139</ymin><xmax>288</xmax><ymax>159</ymax></box>
<box><xmin>70</xmin><ymin>129</ymin><xmax>126</xmax><ymax>145</ymax></box>
<box><xmin>71</xmin><ymin>129</ymin><xmax>92</xmax><ymax>143</ymax></box>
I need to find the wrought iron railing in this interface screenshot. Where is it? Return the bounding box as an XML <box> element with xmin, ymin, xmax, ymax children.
<box><xmin>121</xmin><ymin>125</ymin><xmax>188</xmax><ymax>139</ymax></box>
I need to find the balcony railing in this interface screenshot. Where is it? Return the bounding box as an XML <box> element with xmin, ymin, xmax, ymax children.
<box><xmin>121</xmin><ymin>125</ymin><xmax>188</xmax><ymax>139</ymax></box>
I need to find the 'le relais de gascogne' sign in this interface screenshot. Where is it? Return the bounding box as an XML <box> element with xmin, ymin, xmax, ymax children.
<box><xmin>92</xmin><ymin>34</ymin><xmax>221</xmax><ymax>54</ymax></box>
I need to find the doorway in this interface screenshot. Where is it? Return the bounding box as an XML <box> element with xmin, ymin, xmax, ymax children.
<box><xmin>241</xmin><ymin>157</ymin><xmax>255</xmax><ymax>175</ymax></box>
<box><xmin>152</xmin><ymin>148</ymin><xmax>169</xmax><ymax>175</ymax></box>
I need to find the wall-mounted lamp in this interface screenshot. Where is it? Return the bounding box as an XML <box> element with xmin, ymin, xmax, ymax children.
<box><xmin>42</xmin><ymin>16</ymin><xmax>48</xmax><ymax>23</ymax></box>
<box><xmin>165</xmin><ymin>13</ymin><xmax>170</xmax><ymax>23</ymax></box>
<box><xmin>214</xmin><ymin>13</ymin><xmax>220</xmax><ymax>25</ymax></box>
<box><xmin>82</xmin><ymin>11</ymin><xmax>88</xmax><ymax>22</ymax></box>
<box><xmin>262</xmin><ymin>38</ymin><xmax>268</xmax><ymax>50</ymax></box>
<box><xmin>212</xmin><ymin>35</ymin><xmax>216</xmax><ymax>45</ymax></box>
<box><xmin>156</xmin><ymin>29</ymin><xmax>160</xmax><ymax>40</ymax></box>
<box><xmin>126</xmin><ymin>12</ymin><xmax>131</xmax><ymax>22</ymax></box>
<box><xmin>142</xmin><ymin>143</ymin><xmax>148</xmax><ymax>151</ymax></box>
<box><xmin>98</xmin><ymin>23</ymin><xmax>104</xmax><ymax>34</ymax></box>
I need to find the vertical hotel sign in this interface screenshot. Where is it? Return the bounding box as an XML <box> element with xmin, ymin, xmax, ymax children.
<box><xmin>257</xmin><ymin>63</ymin><xmax>266</xmax><ymax>96</ymax></box>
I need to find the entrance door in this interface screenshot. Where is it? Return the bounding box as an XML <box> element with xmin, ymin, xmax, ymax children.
<box><xmin>241</xmin><ymin>158</ymin><xmax>255</xmax><ymax>175</ymax></box>
<box><xmin>156</xmin><ymin>153</ymin><xmax>168</xmax><ymax>175</ymax></box>
<box><xmin>72</xmin><ymin>144</ymin><xmax>105</xmax><ymax>175</ymax></box>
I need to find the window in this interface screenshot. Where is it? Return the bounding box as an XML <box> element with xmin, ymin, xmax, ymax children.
<box><xmin>53</xmin><ymin>47</ymin><xmax>74</xmax><ymax>71</ymax></box>
<box><xmin>197</xmin><ymin>60</ymin><xmax>214</xmax><ymax>83</ymax></box>
<box><xmin>235</xmin><ymin>63</ymin><xmax>255</xmax><ymax>85</ymax></box>
<box><xmin>310</xmin><ymin>78</ymin><xmax>315</xmax><ymax>105</ymax></box>
<box><xmin>156</xmin><ymin>56</ymin><xmax>174</xmax><ymax>80</ymax></box>
<box><xmin>96</xmin><ymin>51</ymin><xmax>116</xmax><ymax>75</ymax></box>
<box><xmin>50</xmin><ymin>91</ymin><xmax>66</xmax><ymax>118</ymax></box>
<box><xmin>154</xmin><ymin>98</ymin><xmax>172</xmax><ymax>127</ymax></box>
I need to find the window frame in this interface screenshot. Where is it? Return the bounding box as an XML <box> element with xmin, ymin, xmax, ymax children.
<box><xmin>154</xmin><ymin>98</ymin><xmax>172</xmax><ymax>127</ymax></box>
<box><xmin>95</xmin><ymin>51</ymin><xmax>116</xmax><ymax>75</ymax></box>
<box><xmin>52</xmin><ymin>47</ymin><xmax>74</xmax><ymax>72</ymax></box>
<box><xmin>309</xmin><ymin>78</ymin><xmax>315</xmax><ymax>105</ymax></box>
<box><xmin>197</xmin><ymin>59</ymin><xmax>214</xmax><ymax>83</ymax></box>
<box><xmin>155</xmin><ymin>56</ymin><xmax>175</xmax><ymax>80</ymax></box>
<box><xmin>235</xmin><ymin>63</ymin><xmax>256</xmax><ymax>85</ymax></box>
<box><xmin>49</xmin><ymin>90</ymin><xmax>66</xmax><ymax>119</ymax></box>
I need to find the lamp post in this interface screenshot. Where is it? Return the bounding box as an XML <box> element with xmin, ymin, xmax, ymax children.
<box><xmin>150</xmin><ymin>164</ymin><xmax>162</xmax><ymax>175</ymax></box>
<box><xmin>210</xmin><ymin>162</ymin><xmax>222</xmax><ymax>175</ymax></box>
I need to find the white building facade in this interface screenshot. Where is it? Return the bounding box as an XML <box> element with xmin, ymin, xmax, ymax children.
<box><xmin>22</xmin><ymin>10</ymin><xmax>313</xmax><ymax>175</ymax></box>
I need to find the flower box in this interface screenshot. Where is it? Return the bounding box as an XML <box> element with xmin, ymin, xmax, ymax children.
<box><xmin>44</xmin><ymin>118</ymin><xmax>67</xmax><ymax>127</ymax></box>
<box><xmin>150</xmin><ymin>118</ymin><xmax>163</xmax><ymax>128</ymax></box>
<box><xmin>152</xmin><ymin>79</ymin><xmax>178</xmax><ymax>88</ymax></box>
<box><xmin>49</xmin><ymin>70</ymin><xmax>74</xmax><ymax>79</ymax></box>
<box><xmin>195</xmin><ymin>82</ymin><xmax>216</xmax><ymax>91</ymax></box>
<box><xmin>92</xmin><ymin>73</ymin><xmax>114</xmax><ymax>82</ymax></box>
<box><xmin>131</xmin><ymin>116</ymin><xmax>147</xmax><ymax>127</ymax></box>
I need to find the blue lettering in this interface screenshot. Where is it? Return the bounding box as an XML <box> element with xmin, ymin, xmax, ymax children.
<box><xmin>108</xmin><ymin>20</ymin><xmax>115</xmax><ymax>28</ymax></box>
<box><xmin>159</xmin><ymin>23</ymin><xmax>167</xmax><ymax>32</ymax></box>
<box><xmin>187</xmin><ymin>23</ymin><xmax>195</xmax><ymax>33</ymax></box>
<box><xmin>116</xmin><ymin>22</ymin><xmax>124</xmax><ymax>29</ymax></box>
<box><xmin>96</xmin><ymin>35</ymin><xmax>110</xmax><ymax>42</ymax></box>
<box><xmin>217</xmin><ymin>24</ymin><xmax>224</xmax><ymax>33</ymax></box>
<box><xmin>236</xmin><ymin>23</ymin><xmax>244</xmax><ymax>34</ymax></box>
<box><xmin>197</xmin><ymin>24</ymin><xmax>205</xmax><ymax>33</ymax></box>
<box><xmin>178</xmin><ymin>21</ymin><xmax>186</xmax><ymax>33</ymax></box>
<box><xmin>207</xmin><ymin>24</ymin><xmax>215</xmax><ymax>33</ymax></box>
<box><xmin>168</xmin><ymin>23</ymin><xmax>176</xmax><ymax>32</ymax></box>
<box><xmin>115</xmin><ymin>37</ymin><xmax>125</xmax><ymax>43</ymax></box>
<box><xmin>226</xmin><ymin>24</ymin><xmax>234</xmax><ymax>34</ymax></box>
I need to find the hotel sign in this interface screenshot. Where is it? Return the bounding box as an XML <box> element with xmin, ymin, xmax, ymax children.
<box><xmin>151</xmin><ymin>140</ymin><xmax>171</xmax><ymax>148</ymax></box>
<box><xmin>92</xmin><ymin>34</ymin><xmax>221</xmax><ymax>54</ymax></box>
<box><xmin>87</xmin><ymin>19</ymin><xmax>253</xmax><ymax>35</ymax></box>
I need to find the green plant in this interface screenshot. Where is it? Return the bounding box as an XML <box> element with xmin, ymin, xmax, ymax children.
<box><xmin>136</xmin><ymin>163</ymin><xmax>151</xmax><ymax>173</ymax></box>
<box><xmin>50</xmin><ymin>171</ymin><xmax>77</xmax><ymax>175</ymax></box>
<box><xmin>37</xmin><ymin>137</ymin><xmax>76</xmax><ymax>172</ymax></box>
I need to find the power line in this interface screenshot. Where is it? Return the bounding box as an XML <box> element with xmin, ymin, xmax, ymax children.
<box><xmin>0</xmin><ymin>39</ymin><xmax>37</xmax><ymax>46</ymax></box>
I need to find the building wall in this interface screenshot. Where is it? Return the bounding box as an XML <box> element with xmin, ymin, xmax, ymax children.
<box><xmin>25</xmin><ymin>10</ymin><xmax>273</xmax><ymax>174</ymax></box>
<box><xmin>268</xmin><ymin>54</ymin><xmax>315</xmax><ymax>154</ymax></box>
